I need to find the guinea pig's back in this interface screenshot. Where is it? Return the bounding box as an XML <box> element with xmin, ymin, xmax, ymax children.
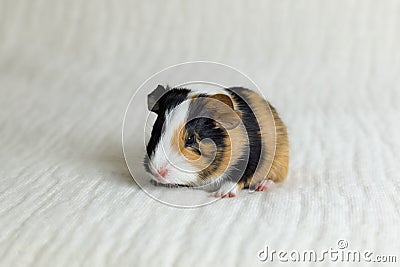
<box><xmin>226</xmin><ymin>87</ymin><xmax>289</xmax><ymax>188</ymax></box>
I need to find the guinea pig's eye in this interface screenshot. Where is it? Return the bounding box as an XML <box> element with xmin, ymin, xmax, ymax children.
<box><xmin>185</xmin><ymin>134</ymin><xmax>196</xmax><ymax>147</ymax></box>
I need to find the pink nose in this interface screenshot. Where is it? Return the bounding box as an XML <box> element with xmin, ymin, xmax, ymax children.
<box><xmin>157</xmin><ymin>168</ymin><xmax>168</xmax><ymax>178</ymax></box>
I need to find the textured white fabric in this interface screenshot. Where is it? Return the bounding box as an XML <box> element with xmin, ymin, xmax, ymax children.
<box><xmin>1</xmin><ymin>0</ymin><xmax>400</xmax><ymax>266</ymax></box>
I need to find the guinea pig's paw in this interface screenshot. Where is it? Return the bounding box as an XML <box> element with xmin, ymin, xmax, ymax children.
<box><xmin>255</xmin><ymin>179</ymin><xmax>275</xmax><ymax>192</ymax></box>
<box><xmin>210</xmin><ymin>182</ymin><xmax>239</xmax><ymax>198</ymax></box>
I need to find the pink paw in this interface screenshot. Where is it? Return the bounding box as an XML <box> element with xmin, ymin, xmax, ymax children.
<box><xmin>210</xmin><ymin>182</ymin><xmax>238</xmax><ymax>198</ymax></box>
<box><xmin>255</xmin><ymin>179</ymin><xmax>275</xmax><ymax>192</ymax></box>
<box><xmin>210</xmin><ymin>191</ymin><xmax>236</xmax><ymax>198</ymax></box>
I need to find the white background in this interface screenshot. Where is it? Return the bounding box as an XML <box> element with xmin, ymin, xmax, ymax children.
<box><xmin>1</xmin><ymin>0</ymin><xmax>399</xmax><ymax>266</ymax></box>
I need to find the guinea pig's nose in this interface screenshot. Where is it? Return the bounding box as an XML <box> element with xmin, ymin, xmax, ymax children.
<box><xmin>157</xmin><ymin>167</ymin><xmax>168</xmax><ymax>178</ymax></box>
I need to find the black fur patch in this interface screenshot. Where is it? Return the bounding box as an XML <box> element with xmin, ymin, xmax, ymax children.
<box><xmin>225</xmin><ymin>87</ymin><xmax>262</xmax><ymax>185</ymax></box>
<box><xmin>145</xmin><ymin>88</ymin><xmax>191</xmax><ymax>161</ymax></box>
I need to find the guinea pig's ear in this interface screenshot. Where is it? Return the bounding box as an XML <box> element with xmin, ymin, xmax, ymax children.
<box><xmin>209</xmin><ymin>94</ymin><xmax>235</xmax><ymax>109</ymax></box>
<box><xmin>147</xmin><ymin>85</ymin><xmax>167</xmax><ymax>113</ymax></box>
<box><xmin>207</xmin><ymin>94</ymin><xmax>242</xmax><ymax>130</ymax></box>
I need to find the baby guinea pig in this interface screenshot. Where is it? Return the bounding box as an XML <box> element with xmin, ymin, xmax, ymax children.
<box><xmin>144</xmin><ymin>85</ymin><xmax>289</xmax><ymax>198</ymax></box>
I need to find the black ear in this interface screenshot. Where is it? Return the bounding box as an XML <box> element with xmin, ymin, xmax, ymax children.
<box><xmin>147</xmin><ymin>85</ymin><xmax>167</xmax><ymax>113</ymax></box>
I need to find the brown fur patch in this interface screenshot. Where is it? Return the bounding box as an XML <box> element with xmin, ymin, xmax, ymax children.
<box><xmin>171</xmin><ymin>124</ymin><xmax>200</xmax><ymax>162</ymax></box>
<box><xmin>198</xmin><ymin>134</ymin><xmax>231</xmax><ymax>180</ymax></box>
<box><xmin>170</xmin><ymin>123</ymin><xmax>232</xmax><ymax>177</ymax></box>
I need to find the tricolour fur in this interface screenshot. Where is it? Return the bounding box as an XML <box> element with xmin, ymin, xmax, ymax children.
<box><xmin>144</xmin><ymin>85</ymin><xmax>289</xmax><ymax>197</ymax></box>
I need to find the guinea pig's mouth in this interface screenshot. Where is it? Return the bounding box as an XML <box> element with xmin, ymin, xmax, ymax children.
<box><xmin>147</xmin><ymin>168</ymin><xmax>194</xmax><ymax>187</ymax></box>
<box><xmin>144</xmin><ymin>162</ymin><xmax>169</xmax><ymax>184</ymax></box>
<box><xmin>147</xmin><ymin>170</ymin><xmax>167</xmax><ymax>184</ymax></box>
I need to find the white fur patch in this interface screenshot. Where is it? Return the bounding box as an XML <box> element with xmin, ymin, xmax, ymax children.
<box><xmin>150</xmin><ymin>99</ymin><xmax>199</xmax><ymax>185</ymax></box>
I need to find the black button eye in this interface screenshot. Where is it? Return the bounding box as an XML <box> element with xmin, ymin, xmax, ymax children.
<box><xmin>185</xmin><ymin>134</ymin><xmax>196</xmax><ymax>147</ymax></box>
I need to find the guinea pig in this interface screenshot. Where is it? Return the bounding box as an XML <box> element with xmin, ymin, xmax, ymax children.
<box><xmin>144</xmin><ymin>85</ymin><xmax>289</xmax><ymax>198</ymax></box>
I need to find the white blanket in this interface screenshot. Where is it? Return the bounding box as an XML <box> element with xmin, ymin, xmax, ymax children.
<box><xmin>1</xmin><ymin>0</ymin><xmax>399</xmax><ymax>266</ymax></box>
